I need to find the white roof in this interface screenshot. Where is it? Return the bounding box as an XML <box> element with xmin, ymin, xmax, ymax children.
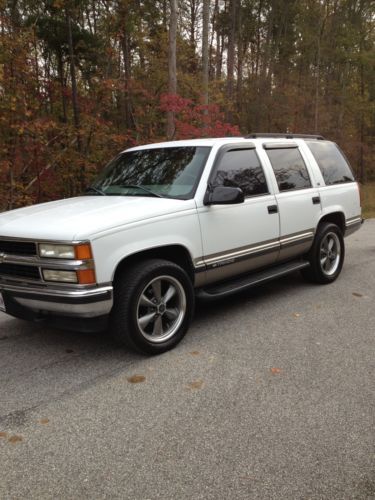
<box><xmin>125</xmin><ymin>137</ymin><xmax>241</xmax><ymax>151</ymax></box>
<box><xmin>124</xmin><ymin>136</ymin><xmax>329</xmax><ymax>152</ymax></box>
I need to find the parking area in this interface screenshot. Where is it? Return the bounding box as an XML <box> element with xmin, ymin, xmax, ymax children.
<box><xmin>0</xmin><ymin>221</ymin><xmax>374</xmax><ymax>499</ymax></box>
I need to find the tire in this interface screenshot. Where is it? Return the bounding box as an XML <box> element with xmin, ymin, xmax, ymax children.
<box><xmin>301</xmin><ymin>222</ymin><xmax>345</xmax><ymax>284</ymax></box>
<box><xmin>109</xmin><ymin>258</ymin><xmax>195</xmax><ymax>355</ymax></box>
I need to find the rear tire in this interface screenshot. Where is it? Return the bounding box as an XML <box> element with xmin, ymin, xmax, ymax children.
<box><xmin>301</xmin><ymin>222</ymin><xmax>345</xmax><ymax>284</ymax></box>
<box><xmin>110</xmin><ymin>258</ymin><xmax>195</xmax><ymax>355</ymax></box>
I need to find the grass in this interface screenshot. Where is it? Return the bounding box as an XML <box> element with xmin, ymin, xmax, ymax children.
<box><xmin>362</xmin><ymin>182</ymin><xmax>375</xmax><ymax>219</ymax></box>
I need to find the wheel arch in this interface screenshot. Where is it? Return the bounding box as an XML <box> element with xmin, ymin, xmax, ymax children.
<box><xmin>317</xmin><ymin>211</ymin><xmax>346</xmax><ymax>234</ymax></box>
<box><xmin>112</xmin><ymin>244</ymin><xmax>195</xmax><ymax>284</ymax></box>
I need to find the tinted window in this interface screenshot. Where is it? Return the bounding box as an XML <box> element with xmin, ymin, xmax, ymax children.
<box><xmin>306</xmin><ymin>141</ymin><xmax>355</xmax><ymax>185</ymax></box>
<box><xmin>212</xmin><ymin>149</ymin><xmax>268</xmax><ymax>197</ymax></box>
<box><xmin>92</xmin><ymin>146</ymin><xmax>211</xmax><ymax>200</ymax></box>
<box><xmin>266</xmin><ymin>148</ymin><xmax>311</xmax><ymax>191</ymax></box>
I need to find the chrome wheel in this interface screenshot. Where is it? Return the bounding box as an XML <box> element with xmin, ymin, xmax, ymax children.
<box><xmin>136</xmin><ymin>275</ymin><xmax>186</xmax><ymax>343</ymax></box>
<box><xmin>320</xmin><ymin>232</ymin><xmax>341</xmax><ymax>276</ymax></box>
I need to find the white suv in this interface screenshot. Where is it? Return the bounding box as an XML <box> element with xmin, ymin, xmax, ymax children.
<box><xmin>0</xmin><ymin>134</ymin><xmax>362</xmax><ymax>354</ymax></box>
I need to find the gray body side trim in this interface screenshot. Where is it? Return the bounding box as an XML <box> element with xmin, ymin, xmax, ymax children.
<box><xmin>194</xmin><ymin>229</ymin><xmax>315</xmax><ymax>286</ymax></box>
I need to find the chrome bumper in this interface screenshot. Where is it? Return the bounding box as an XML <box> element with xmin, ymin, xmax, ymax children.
<box><xmin>0</xmin><ymin>282</ymin><xmax>113</xmax><ymax>319</ymax></box>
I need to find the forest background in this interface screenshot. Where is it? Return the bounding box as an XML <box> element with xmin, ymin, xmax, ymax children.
<box><xmin>0</xmin><ymin>0</ymin><xmax>374</xmax><ymax>214</ymax></box>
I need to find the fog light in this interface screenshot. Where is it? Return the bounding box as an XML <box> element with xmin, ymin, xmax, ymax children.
<box><xmin>43</xmin><ymin>269</ymin><xmax>78</xmax><ymax>283</ymax></box>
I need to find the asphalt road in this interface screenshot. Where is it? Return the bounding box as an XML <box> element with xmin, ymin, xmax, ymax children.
<box><xmin>0</xmin><ymin>221</ymin><xmax>374</xmax><ymax>500</ymax></box>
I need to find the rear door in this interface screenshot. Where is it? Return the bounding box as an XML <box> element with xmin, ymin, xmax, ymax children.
<box><xmin>263</xmin><ymin>142</ymin><xmax>322</xmax><ymax>262</ymax></box>
<box><xmin>196</xmin><ymin>144</ymin><xmax>280</xmax><ymax>284</ymax></box>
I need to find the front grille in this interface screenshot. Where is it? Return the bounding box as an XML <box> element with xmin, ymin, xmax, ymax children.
<box><xmin>0</xmin><ymin>240</ymin><xmax>37</xmax><ymax>256</ymax></box>
<box><xmin>0</xmin><ymin>263</ymin><xmax>40</xmax><ymax>281</ymax></box>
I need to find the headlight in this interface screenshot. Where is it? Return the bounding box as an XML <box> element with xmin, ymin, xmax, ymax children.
<box><xmin>42</xmin><ymin>269</ymin><xmax>78</xmax><ymax>283</ymax></box>
<box><xmin>39</xmin><ymin>243</ymin><xmax>93</xmax><ymax>260</ymax></box>
<box><xmin>39</xmin><ymin>244</ymin><xmax>75</xmax><ymax>259</ymax></box>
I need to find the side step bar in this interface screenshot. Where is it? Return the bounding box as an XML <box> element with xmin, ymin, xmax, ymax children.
<box><xmin>196</xmin><ymin>260</ymin><xmax>310</xmax><ymax>300</ymax></box>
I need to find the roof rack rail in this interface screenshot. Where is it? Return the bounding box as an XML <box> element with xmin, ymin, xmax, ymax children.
<box><xmin>244</xmin><ymin>133</ymin><xmax>325</xmax><ymax>140</ymax></box>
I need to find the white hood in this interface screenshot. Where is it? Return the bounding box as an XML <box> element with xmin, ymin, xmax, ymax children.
<box><xmin>0</xmin><ymin>196</ymin><xmax>196</xmax><ymax>241</ymax></box>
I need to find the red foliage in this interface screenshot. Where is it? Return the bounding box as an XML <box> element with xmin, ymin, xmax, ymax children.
<box><xmin>159</xmin><ymin>93</ymin><xmax>240</xmax><ymax>139</ymax></box>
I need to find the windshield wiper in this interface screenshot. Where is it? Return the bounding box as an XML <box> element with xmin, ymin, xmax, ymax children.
<box><xmin>85</xmin><ymin>186</ymin><xmax>106</xmax><ymax>196</ymax></box>
<box><xmin>119</xmin><ymin>185</ymin><xmax>164</xmax><ymax>198</ymax></box>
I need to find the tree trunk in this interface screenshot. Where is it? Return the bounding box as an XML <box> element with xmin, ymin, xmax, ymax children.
<box><xmin>236</xmin><ymin>1</ymin><xmax>243</xmax><ymax>114</ymax></box>
<box><xmin>314</xmin><ymin>4</ymin><xmax>328</xmax><ymax>134</ymax></box>
<box><xmin>214</xmin><ymin>0</ymin><xmax>221</xmax><ymax>79</ymax></box>
<box><xmin>66</xmin><ymin>10</ymin><xmax>84</xmax><ymax>191</ymax></box>
<box><xmin>57</xmin><ymin>51</ymin><xmax>67</xmax><ymax>123</ymax></box>
<box><xmin>226</xmin><ymin>0</ymin><xmax>238</xmax><ymax>121</ymax></box>
<box><xmin>66</xmin><ymin>12</ymin><xmax>81</xmax><ymax>149</ymax></box>
<box><xmin>190</xmin><ymin>0</ymin><xmax>196</xmax><ymax>46</ymax></box>
<box><xmin>314</xmin><ymin>36</ymin><xmax>321</xmax><ymax>134</ymax></box>
<box><xmin>255</xmin><ymin>0</ymin><xmax>262</xmax><ymax>77</ymax></box>
<box><xmin>121</xmin><ymin>30</ymin><xmax>134</xmax><ymax>130</ymax></box>
<box><xmin>167</xmin><ymin>0</ymin><xmax>178</xmax><ymax>139</ymax></box>
<box><xmin>162</xmin><ymin>0</ymin><xmax>168</xmax><ymax>31</ymax></box>
<box><xmin>202</xmin><ymin>0</ymin><xmax>209</xmax><ymax>106</ymax></box>
<box><xmin>359</xmin><ymin>42</ymin><xmax>365</xmax><ymax>183</ymax></box>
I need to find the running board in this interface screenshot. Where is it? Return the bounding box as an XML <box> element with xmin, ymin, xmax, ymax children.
<box><xmin>196</xmin><ymin>260</ymin><xmax>310</xmax><ymax>300</ymax></box>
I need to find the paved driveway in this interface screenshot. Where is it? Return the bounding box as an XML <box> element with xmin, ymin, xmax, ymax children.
<box><xmin>0</xmin><ymin>221</ymin><xmax>374</xmax><ymax>499</ymax></box>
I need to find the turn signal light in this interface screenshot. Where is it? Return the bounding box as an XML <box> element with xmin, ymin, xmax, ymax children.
<box><xmin>75</xmin><ymin>243</ymin><xmax>93</xmax><ymax>260</ymax></box>
<box><xmin>77</xmin><ymin>269</ymin><xmax>96</xmax><ymax>284</ymax></box>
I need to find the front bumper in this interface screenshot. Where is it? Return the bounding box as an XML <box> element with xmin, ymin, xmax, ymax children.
<box><xmin>0</xmin><ymin>282</ymin><xmax>113</xmax><ymax>320</ymax></box>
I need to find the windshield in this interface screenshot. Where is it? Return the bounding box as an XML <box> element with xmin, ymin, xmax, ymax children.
<box><xmin>91</xmin><ymin>146</ymin><xmax>211</xmax><ymax>200</ymax></box>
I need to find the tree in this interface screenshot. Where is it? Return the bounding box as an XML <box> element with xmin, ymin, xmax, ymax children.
<box><xmin>226</xmin><ymin>0</ymin><xmax>238</xmax><ymax>121</ymax></box>
<box><xmin>0</xmin><ymin>0</ymin><xmax>374</xmax><ymax>210</ymax></box>
<box><xmin>167</xmin><ymin>0</ymin><xmax>178</xmax><ymax>139</ymax></box>
<box><xmin>202</xmin><ymin>0</ymin><xmax>209</xmax><ymax>106</ymax></box>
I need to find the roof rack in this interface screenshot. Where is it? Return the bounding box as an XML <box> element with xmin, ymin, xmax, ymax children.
<box><xmin>244</xmin><ymin>133</ymin><xmax>325</xmax><ymax>140</ymax></box>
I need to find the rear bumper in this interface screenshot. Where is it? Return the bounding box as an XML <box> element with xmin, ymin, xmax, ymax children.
<box><xmin>0</xmin><ymin>282</ymin><xmax>113</xmax><ymax>320</ymax></box>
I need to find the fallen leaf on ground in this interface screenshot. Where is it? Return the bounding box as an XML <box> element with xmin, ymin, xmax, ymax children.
<box><xmin>352</xmin><ymin>292</ymin><xmax>363</xmax><ymax>297</ymax></box>
<box><xmin>270</xmin><ymin>367</ymin><xmax>282</xmax><ymax>374</ymax></box>
<box><xmin>187</xmin><ymin>380</ymin><xmax>204</xmax><ymax>390</ymax></box>
<box><xmin>127</xmin><ymin>375</ymin><xmax>146</xmax><ymax>384</ymax></box>
<box><xmin>0</xmin><ymin>432</ymin><xmax>7</xmax><ymax>438</ymax></box>
<box><xmin>190</xmin><ymin>351</ymin><xmax>200</xmax><ymax>356</ymax></box>
<box><xmin>8</xmin><ymin>435</ymin><xmax>23</xmax><ymax>444</ymax></box>
<box><xmin>39</xmin><ymin>418</ymin><xmax>50</xmax><ymax>425</ymax></box>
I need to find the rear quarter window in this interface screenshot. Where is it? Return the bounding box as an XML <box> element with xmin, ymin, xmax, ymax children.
<box><xmin>306</xmin><ymin>141</ymin><xmax>355</xmax><ymax>185</ymax></box>
<box><xmin>265</xmin><ymin>147</ymin><xmax>312</xmax><ymax>191</ymax></box>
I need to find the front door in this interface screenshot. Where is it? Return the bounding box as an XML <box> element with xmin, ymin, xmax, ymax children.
<box><xmin>197</xmin><ymin>145</ymin><xmax>280</xmax><ymax>285</ymax></box>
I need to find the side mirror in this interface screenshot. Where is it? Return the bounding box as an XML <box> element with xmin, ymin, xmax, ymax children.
<box><xmin>204</xmin><ymin>186</ymin><xmax>245</xmax><ymax>205</ymax></box>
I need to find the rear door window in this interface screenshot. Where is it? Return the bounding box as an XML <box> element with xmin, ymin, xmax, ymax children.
<box><xmin>265</xmin><ymin>147</ymin><xmax>312</xmax><ymax>191</ymax></box>
<box><xmin>306</xmin><ymin>141</ymin><xmax>355</xmax><ymax>185</ymax></box>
